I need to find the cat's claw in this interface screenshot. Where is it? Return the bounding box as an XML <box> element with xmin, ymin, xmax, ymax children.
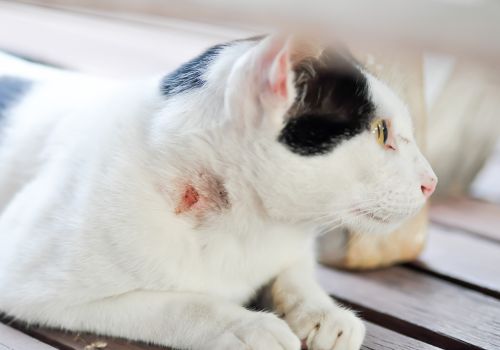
<box><xmin>285</xmin><ymin>305</ymin><xmax>365</xmax><ymax>350</ymax></box>
<box><xmin>206</xmin><ymin>312</ymin><xmax>301</xmax><ymax>350</ymax></box>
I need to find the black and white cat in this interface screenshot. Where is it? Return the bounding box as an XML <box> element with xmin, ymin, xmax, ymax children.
<box><xmin>0</xmin><ymin>36</ymin><xmax>436</xmax><ymax>350</ymax></box>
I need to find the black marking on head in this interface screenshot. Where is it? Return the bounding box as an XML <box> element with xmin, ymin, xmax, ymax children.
<box><xmin>278</xmin><ymin>50</ymin><xmax>375</xmax><ymax>156</ymax></box>
<box><xmin>0</xmin><ymin>76</ymin><xmax>32</xmax><ymax>121</ymax></box>
<box><xmin>160</xmin><ymin>44</ymin><xmax>226</xmax><ymax>97</ymax></box>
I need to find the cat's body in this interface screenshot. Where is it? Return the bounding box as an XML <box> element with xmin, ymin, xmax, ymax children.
<box><xmin>0</xmin><ymin>44</ymin><xmax>306</xmax><ymax>306</ymax></box>
<box><xmin>0</xmin><ymin>36</ymin><xmax>436</xmax><ymax>350</ymax></box>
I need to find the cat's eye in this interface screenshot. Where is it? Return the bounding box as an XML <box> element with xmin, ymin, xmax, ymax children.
<box><xmin>371</xmin><ymin>118</ymin><xmax>388</xmax><ymax>146</ymax></box>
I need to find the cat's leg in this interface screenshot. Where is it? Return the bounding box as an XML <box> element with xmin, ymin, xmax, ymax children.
<box><xmin>270</xmin><ymin>259</ymin><xmax>365</xmax><ymax>350</ymax></box>
<box><xmin>29</xmin><ymin>291</ymin><xmax>300</xmax><ymax>350</ymax></box>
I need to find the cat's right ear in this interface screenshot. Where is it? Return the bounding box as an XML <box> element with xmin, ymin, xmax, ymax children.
<box><xmin>225</xmin><ymin>35</ymin><xmax>297</xmax><ymax>128</ymax></box>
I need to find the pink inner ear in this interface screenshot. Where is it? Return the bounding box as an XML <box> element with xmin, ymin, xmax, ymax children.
<box><xmin>271</xmin><ymin>51</ymin><xmax>289</xmax><ymax>99</ymax></box>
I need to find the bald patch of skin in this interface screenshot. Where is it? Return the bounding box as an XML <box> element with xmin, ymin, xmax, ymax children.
<box><xmin>170</xmin><ymin>171</ymin><xmax>230</xmax><ymax>224</ymax></box>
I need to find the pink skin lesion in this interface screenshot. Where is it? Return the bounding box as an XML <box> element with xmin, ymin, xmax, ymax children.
<box><xmin>175</xmin><ymin>185</ymin><xmax>200</xmax><ymax>215</ymax></box>
<box><xmin>154</xmin><ymin>168</ymin><xmax>231</xmax><ymax>224</ymax></box>
<box><xmin>160</xmin><ymin>171</ymin><xmax>229</xmax><ymax>222</ymax></box>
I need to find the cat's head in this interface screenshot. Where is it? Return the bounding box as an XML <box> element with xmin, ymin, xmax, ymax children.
<box><xmin>158</xmin><ymin>35</ymin><xmax>437</xmax><ymax>234</ymax></box>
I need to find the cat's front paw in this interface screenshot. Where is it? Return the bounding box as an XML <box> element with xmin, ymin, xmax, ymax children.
<box><xmin>207</xmin><ymin>312</ymin><xmax>301</xmax><ymax>350</ymax></box>
<box><xmin>285</xmin><ymin>305</ymin><xmax>365</xmax><ymax>350</ymax></box>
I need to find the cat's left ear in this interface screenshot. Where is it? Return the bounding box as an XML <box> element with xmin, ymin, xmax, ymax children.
<box><xmin>225</xmin><ymin>35</ymin><xmax>296</xmax><ymax>126</ymax></box>
<box><xmin>256</xmin><ymin>35</ymin><xmax>295</xmax><ymax>109</ymax></box>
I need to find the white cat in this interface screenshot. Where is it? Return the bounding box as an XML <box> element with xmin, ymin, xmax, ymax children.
<box><xmin>0</xmin><ymin>36</ymin><xmax>436</xmax><ymax>350</ymax></box>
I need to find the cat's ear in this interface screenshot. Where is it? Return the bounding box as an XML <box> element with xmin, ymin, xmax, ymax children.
<box><xmin>256</xmin><ymin>35</ymin><xmax>295</xmax><ymax>108</ymax></box>
<box><xmin>225</xmin><ymin>35</ymin><xmax>296</xmax><ymax>127</ymax></box>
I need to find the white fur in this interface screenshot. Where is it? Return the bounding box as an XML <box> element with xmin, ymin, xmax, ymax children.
<box><xmin>0</xmin><ymin>37</ymin><xmax>436</xmax><ymax>350</ymax></box>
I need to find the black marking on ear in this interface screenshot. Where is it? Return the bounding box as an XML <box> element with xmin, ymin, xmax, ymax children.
<box><xmin>0</xmin><ymin>76</ymin><xmax>32</xmax><ymax>122</ymax></box>
<box><xmin>160</xmin><ymin>44</ymin><xmax>226</xmax><ymax>97</ymax></box>
<box><xmin>278</xmin><ymin>51</ymin><xmax>375</xmax><ymax>156</ymax></box>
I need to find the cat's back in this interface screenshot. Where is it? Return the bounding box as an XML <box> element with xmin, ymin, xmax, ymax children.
<box><xmin>0</xmin><ymin>52</ymin><xmax>157</xmax><ymax>297</ymax></box>
<box><xmin>0</xmin><ymin>52</ymin><xmax>118</xmax><ymax>154</ymax></box>
<box><xmin>0</xmin><ymin>51</ymin><xmax>117</xmax><ymax>125</ymax></box>
<box><xmin>0</xmin><ymin>52</ymin><xmax>133</xmax><ymax>215</ymax></box>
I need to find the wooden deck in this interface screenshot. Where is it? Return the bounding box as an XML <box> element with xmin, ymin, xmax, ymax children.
<box><xmin>1</xmin><ymin>2</ymin><xmax>500</xmax><ymax>349</ymax></box>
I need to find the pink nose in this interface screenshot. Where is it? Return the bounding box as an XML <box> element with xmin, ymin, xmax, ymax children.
<box><xmin>421</xmin><ymin>176</ymin><xmax>437</xmax><ymax>199</ymax></box>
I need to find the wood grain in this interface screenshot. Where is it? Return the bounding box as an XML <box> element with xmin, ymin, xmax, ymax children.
<box><xmin>363</xmin><ymin>323</ymin><xmax>439</xmax><ymax>350</ymax></box>
<box><xmin>430</xmin><ymin>197</ymin><xmax>500</xmax><ymax>242</ymax></box>
<box><xmin>6</xmin><ymin>323</ymin><xmax>167</xmax><ymax>350</ymax></box>
<box><xmin>0</xmin><ymin>323</ymin><xmax>56</xmax><ymax>350</ymax></box>
<box><xmin>318</xmin><ymin>265</ymin><xmax>500</xmax><ymax>349</ymax></box>
<box><xmin>414</xmin><ymin>223</ymin><xmax>500</xmax><ymax>297</ymax></box>
<box><xmin>2</xmin><ymin>320</ymin><xmax>440</xmax><ymax>350</ymax></box>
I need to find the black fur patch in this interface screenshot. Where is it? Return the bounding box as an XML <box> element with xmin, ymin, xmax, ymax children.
<box><xmin>0</xmin><ymin>76</ymin><xmax>32</xmax><ymax>121</ymax></box>
<box><xmin>160</xmin><ymin>44</ymin><xmax>226</xmax><ymax>97</ymax></box>
<box><xmin>278</xmin><ymin>51</ymin><xmax>375</xmax><ymax>156</ymax></box>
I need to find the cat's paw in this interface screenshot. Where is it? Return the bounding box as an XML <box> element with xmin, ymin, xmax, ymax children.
<box><xmin>207</xmin><ymin>312</ymin><xmax>301</xmax><ymax>350</ymax></box>
<box><xmin>285</xmin><ymin>305</ymin><xmax>365</xmax><ymax>350</ymax></box>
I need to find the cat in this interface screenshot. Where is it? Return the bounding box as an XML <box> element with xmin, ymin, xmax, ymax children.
<box><xmin>0</xmin><ymin>35</ymin><xmax>437</xmax><ymax>350</ymax></box>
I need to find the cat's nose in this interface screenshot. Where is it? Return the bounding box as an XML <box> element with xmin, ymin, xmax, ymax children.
<box><xmin>420</xmin><ymin>175</ymin><xmax>437</xmax><ymax>199</ymax></box>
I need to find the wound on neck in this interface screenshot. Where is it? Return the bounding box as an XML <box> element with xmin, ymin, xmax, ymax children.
<box><xmin>175</xmin><ymin>185</ymin><xmax>200</xmax><ymax>214</ymax></box>
<box><xmin>170</xmin><ymin>171</ymin><xmax>230</xmax><ymax>222</ymax></box>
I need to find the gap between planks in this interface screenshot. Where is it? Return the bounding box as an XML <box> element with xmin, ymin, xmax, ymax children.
<box><xmin>410</xmin><ymin>223</ymin><xmax>500</xmax><ymax>299</ymax></box>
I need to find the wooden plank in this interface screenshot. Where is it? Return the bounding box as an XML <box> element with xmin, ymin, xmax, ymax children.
<box><xmin>363</xmin><ymin>323</ymin><xmax>439</xmax><ymax>350</ymax></box>
<box><xmin>413</xmin><ymin>223</ymin><xmax>500</xmax><ymax>298</ymax></box>
<box><xmin>430</xmin><ymin>197</ymin><xmax>500</xmax><ymax>242</ymax></box>
<box><xmin>8</xmin><ymin>325</ymin><xmax>167</xmax><ymax>350</ymax></box>
<box><xmin>0</xmin><ymin>323</ymin><xmax>56</xmax><ymax>350</ymax></box>
<box><xmin>318</xmin><ymin>265</ymin><xmax>500</xmax><ymax>350</ymax></box>
<box><xmin>5</xmin><ymin>320</ymin><xmax>439</xmax><ymax>350</ymax></box>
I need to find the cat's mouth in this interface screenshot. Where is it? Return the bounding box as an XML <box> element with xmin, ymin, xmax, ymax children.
<box><xmin>353</xmin><ymin>207</ymin><xmax>417</xmax><ymax>226</ymax></box>
<box><xmin>345</xmin><ymin>207</ymin><xmax>412</xmax><ymax>234</ymax></box>
<box><xmin>353</xmin><ymin>208</ymin><xmax>391</xmax><ymax>223</ymax></box>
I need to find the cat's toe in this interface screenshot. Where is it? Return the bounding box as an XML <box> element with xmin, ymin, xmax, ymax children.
<box><xmin>285</xmin><ymin>306</ymin><xmax>365</xmax><ymax>350</ymax></box>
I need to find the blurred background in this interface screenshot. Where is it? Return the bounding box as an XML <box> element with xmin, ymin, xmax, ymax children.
<box><xmin>1</xmin><ymin>0</ymin><xmax>499</xmax><ymax>203</ymax></box>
